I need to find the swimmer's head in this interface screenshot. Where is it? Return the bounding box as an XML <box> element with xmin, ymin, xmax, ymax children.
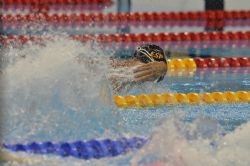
<box><xmin>133</xmin><ymin>44</ymin><xmax>167</xmax><ymax>82</ymax></box>
<box><xmin>133</xmin><ymin>44</ymin><xmax>167</xmax><ymax>63</ymax></box>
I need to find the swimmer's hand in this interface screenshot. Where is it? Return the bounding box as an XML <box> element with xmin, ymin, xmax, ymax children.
<box><xmin>133</xmin><ymin>61</ymin><xmax>167</xmax><ymax>82</ymax></box>
<box><xmin>110</xmin><ymin>79</ymin><xmax>127</xmax><ymax>92</ymax></box>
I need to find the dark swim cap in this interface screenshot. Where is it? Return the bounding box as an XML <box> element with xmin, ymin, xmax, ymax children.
<box><xmin>133</xmin><ymin>44</ymin><xmax>167</xmax><ymax>82</ymax></box>
<box><xmin>133</xmin><ymin>44</ymin><xmax>167</xmax><ymax>63</ymax></box>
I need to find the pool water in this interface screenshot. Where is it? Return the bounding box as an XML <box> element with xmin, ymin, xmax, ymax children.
<box><xmin>1</xmin><ymin>35</ymin><xmax>250</xmax><ymax>166</ymax></box>
<box><xmin>1</xmin><ymin>0</ymin><xmax>250</xmax><ymax>166</ymax></box>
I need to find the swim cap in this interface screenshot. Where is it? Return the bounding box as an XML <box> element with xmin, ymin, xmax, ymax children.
<box><xmin>133</xmin><ymin>44</ymin><xmax>167</xmax><ymax>82</ymax></box>
<box><xmin>133</xmin><ymin>44</ymin><xmax>167</xmax><ymax>63</ymax></box>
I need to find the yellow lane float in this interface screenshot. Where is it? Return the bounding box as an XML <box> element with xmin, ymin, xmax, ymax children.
<box><xmin>167</xmin><ymin>58</ymin><xmax>197</xmax><ymax>70</ymax></box>
<box><xmin>113</xmin><ymin>91</ymin><xmax>250</xmax><ymax>108</ymax></box>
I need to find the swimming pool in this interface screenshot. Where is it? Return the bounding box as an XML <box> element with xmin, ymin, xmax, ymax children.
<box><xmin>1</xmin><ymin>0</ymin><xmax>250</xmax><ymax>166</ymax></box>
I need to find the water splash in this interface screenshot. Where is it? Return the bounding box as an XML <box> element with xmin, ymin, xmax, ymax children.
<box><xmin>130</xmin><ymin>112</ymin><xmax>250</xmax><ymax>166</ymax></box>
<box><xmin>1</xmin><ymin>35</ymin><xmax>250</xmax><ymax>166</ymax></box>
<box><xmin>0</xmin><ymin>35</ymin><xmax>121</xmax><ymax>143</ymax></box>
<box><xmin>3</xmin><ymin>113</ymin><xmax>250</xmax><ymax>166</ymax></box>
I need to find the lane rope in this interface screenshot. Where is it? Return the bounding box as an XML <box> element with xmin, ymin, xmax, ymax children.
<box><xmin>113</xmin><ymin>91</ymin><xmax>250</xmax><ymax>108</ymax></box>
<box><xmin>1</xmin><ymin>10</ymin><xmax>250</xmax><ymax>28</ymax></box>
<box><xmin>2</xmin><ymin>137</ymin><xmax>147</xmax><ymax>161</ymax></box>
<box><xmin>168</xmin><ymin>57</ymin><xmax>250</xmax><ymax>69</ymax></box>
<box><xmin>1</xmin><ymin>31</ymin><xmax>250</xmax><ymax>46</ymax></box>
<box><xmin>2</xmin><ymin>0</ymin><xmax>113</xmax><ymax>5</ymax></box>
<box><xmin>166</xmin><ymin>66</ymin><xmax>249</xmax><ymax>77</ymax></box>
<box><xmin>1</xmin><ymin>5</ymin><xmax>110</xmax><ymax>13</ymax></box>
<box><xmin>1</xmin><ymin>10</ymin><xmax>250</xmax><ymax>22</ymax></box>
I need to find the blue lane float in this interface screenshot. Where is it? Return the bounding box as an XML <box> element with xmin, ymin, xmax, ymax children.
<box><xmin>3</xmin><ymin>137</ymin><xmax>147</xmax><ymax>160</ymax></box>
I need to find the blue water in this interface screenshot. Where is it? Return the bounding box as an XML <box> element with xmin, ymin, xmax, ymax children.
<box><xmin>2</xmin><ymin>59</ymin><xmax>249</xmax><ymax>142</ymax></box>
<box><xmin>1</xmin><ymin>1</ymin><xmax>250</xmax><ymax>166</ymax></box>
<box><xmin>113</xmin><ymin>67</ymin><xmax>250</xmax><ymax>132</ymax></box>
<box><xmin>1</xmin><ymin>30</ymin><xmax>250</xmax><ymax>166</ymax></box>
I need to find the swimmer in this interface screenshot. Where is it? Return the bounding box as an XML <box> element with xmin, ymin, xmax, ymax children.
<box><xmin>108</xmin><ymin>43</ymin><xmax>168</xmax><ymax>92</ymax></box>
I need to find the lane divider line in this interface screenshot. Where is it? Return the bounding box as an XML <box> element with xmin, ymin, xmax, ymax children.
<box><xmin>113</xmin><ymin>91</ymin><xmax>250</xmax><ymax>108</ymax></box>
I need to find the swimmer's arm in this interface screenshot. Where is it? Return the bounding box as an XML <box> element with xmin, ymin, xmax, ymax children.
<box><xmin>109</xmin><ymin>57</ymin><xmax>139</xmax><ymax>68</ymax></box>
<box><xmin>133</xmin><ymin>61</ymin><xmax>167</xmax><ymax>82</ymax></box>
<box><xmin>111</xmin><ymin>61</ymin><xmax>167</xmax><ymax>92</ymax></box>
<box><xmin>109</xmin><ymin>58</ymin><xmax>139</xmax><ymax>93</ymax></box>
<box><xmin>109</xmin><ymin>59</ymin><xmax>167</xmax><ymax>92</ymax></box>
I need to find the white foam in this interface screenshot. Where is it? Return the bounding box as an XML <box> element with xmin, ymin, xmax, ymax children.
<box><xmin>1</xmin><ymin>36</ymin><xmax>116</xmax><ymax>143</ymax></box>
<box><xmin>130</xmin><ymin>113</ymin><xmax>250</xmax><ymax>166</ymax></box>
<box><xmin>1</xmin><ymin>35</ymin><xmax>250</xmax><ymax>166</ymax></box>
